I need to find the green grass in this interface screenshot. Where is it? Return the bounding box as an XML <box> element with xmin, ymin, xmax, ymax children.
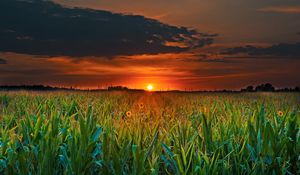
<box><xmin>0</xmin><ymin>91</ymin><xmax>299</xmax><ymax>174</ymax></box>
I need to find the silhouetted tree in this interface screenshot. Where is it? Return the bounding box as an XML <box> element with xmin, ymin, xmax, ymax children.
<box><xmin>255</xmin><ymin>83</ymin><xmax>275</xmax><ymax>92</ymax></box>
<box><xmin>246</xmin><ymin>85</ymin><xmax>254</xmax><ymax>92</ymax></box>
<box><xmin>0</xmin><ymin>85</ymin><xmax>73</xmax><ymax>91</ymax></box>
<box><xmin>241</xmin><ymin>85</ymin><xmax>255</xmax><ymax>92</ymax></box>
<box><xmin>108</xmin><ymin>86</ymin><xmax>129</xmax><ymax>91</ymax></box>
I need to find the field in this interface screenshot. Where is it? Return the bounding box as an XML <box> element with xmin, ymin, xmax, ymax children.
<box><xmin>0</xmin><ymin>91</ymin><xmax>299</xmax><ymax>174</ymax></box>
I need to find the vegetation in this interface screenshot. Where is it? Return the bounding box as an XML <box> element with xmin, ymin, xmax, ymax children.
<box><xmin>1</xmin><ymin>83</ymin><xmax>300</xmax><ymax>92</ymax></box>
<box><xmin>0</xmin><ymin>91</ymin><xmax>299</xmax><ymax>174</ymax></box>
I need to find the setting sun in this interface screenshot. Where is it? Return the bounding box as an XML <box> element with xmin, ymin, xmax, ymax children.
<box><xmin>147</xmin><ymin>84</ymin><xmax>153</xmax><ymax>91</ymax></box>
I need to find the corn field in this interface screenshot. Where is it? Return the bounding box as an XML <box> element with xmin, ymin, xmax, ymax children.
<box><xmin>0</xmin><ymin>91</ymin><xmax>299</xmax><ymax>174</ymax></box>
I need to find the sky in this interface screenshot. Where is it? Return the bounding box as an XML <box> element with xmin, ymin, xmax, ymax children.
<box><xmin>0</xmin><ymin>0</ymin><xmax>300</xmax><ymax>90</ymax></box>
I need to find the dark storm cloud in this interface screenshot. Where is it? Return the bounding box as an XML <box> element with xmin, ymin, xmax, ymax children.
<box><xmin>0</xmin><ymin>58</ymin><xmax>7</xmax><ymax>64</ymax></box>
<box><xmin>223</xmin><ymin>42</ymin><xmax>300</xmax><ymax>57</ymax></box>
<box><xmin>0</xmin><ymin>0</ymin><xmax>215</xmax><ymax>57</ymax></box>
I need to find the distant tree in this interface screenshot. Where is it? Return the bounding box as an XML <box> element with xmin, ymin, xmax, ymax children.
<box><xmin>265</xmin><ymin>83</ymin><xmax>275</xmax><ymax>91</ymax></box>
<box><xmin>108</xmin><ymin>86</ymin><xmax>129</xmax><ymax>91</ymax></box>
<box><xmin>241</xmin><ymin>85</ymin><xmax>255</xmax><ymax>92</ymax></box>
<box><xmin>246</xmin><ymin>85</ymin><xmax>254</xmax><ymax>92</ymax></box>
<box><xmin>255</xmin><ymin>83</ymin><xmax>275</xmax><ymax>92</ymax></box>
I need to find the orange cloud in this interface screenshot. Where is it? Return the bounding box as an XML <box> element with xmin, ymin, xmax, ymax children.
<box><xmin>1</xmin><ymin>51</ymin><xmax>300</xmax><ymax>90</ymax></box>
<box><xmin>164</xmin><ymin>41</ymin><xmax>189</xmax><ymax>48</ymax></box>
<box><xmin>257</xmin><ymin>6</ymin><xmax>300</xmax><ymax>14</ymax></box>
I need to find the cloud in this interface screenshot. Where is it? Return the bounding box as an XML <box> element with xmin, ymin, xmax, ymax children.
<box><xmin>0</xmin><ymin>0</ymin><xmax>215</xmax><ymax>57</ymax></box>
<box><xmin>180</xmin><ymin>53</ymin><xmax>238</xmax><ymax>63</ymax></box>
<box><xmin>1</xmin><ymin>52</ymin><xmax>300</xmax><ymax>90</ymax></box>
<box><xmin>0</xmin><ymin>58</ymin><xmax>7</xmax><ymax>64</ymax></box>
<box><xmin>223</xmin><ymin>42</ymin><xmax>300</xmax><ymax>57</ymax></box>
<box><xmin>257</xmin><ymin>6</ymin><xmax>300</xmax><ymax>14</ymax></box>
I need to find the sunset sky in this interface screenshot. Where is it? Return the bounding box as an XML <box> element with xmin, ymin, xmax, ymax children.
<box><xmin>1</xmin><ymin>0</ymin><xmax>300</xmax><ymax>90</ymax></box>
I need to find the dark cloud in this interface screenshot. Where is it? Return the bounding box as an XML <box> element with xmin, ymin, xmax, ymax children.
<box><xmin>223</xmin><ymin>42</ymin><xmax>300</xmax><ymax>57</ymax></box>
<box><xmin>185</xmin><ymin>54</ymin><xmax>236</xmax><ymax>63</ymax></box>
<box><xmin>0</xmin><ymin>0</ymin><xmax>215</xmax><ymax>57</ymax></box>
<box><xmin>0</xmin><ymin>58</ymin><xmax>7</xmax><ymax>64</ymax></box>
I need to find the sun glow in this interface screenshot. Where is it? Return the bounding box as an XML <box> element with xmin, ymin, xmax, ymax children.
<box><xmin>147</xmin><ymin>84</ymin><xmax>153</xmax><ymax>91</ymax></box>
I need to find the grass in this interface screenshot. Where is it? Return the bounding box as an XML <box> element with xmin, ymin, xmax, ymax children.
<box><xmin>0</xmin><ymin>91</ymin><xmax>299</xmax><ymax>174</ymax></box>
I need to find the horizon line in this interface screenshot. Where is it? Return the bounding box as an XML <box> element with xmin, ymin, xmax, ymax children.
<box><xmin>0</xmin><ymin>84</ymin><xmax>299</xmax><ymax>92</ymax></box>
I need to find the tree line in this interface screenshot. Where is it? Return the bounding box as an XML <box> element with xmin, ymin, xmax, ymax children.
<box><xmin>241</xmin><ymin>83</ymin><xmax>300</xmax><ymax>92</ymax></box>
<box><xmin>0</xmin><ymin>84</ymin><xmax>299</xmax><ymax>92</ymax></box>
